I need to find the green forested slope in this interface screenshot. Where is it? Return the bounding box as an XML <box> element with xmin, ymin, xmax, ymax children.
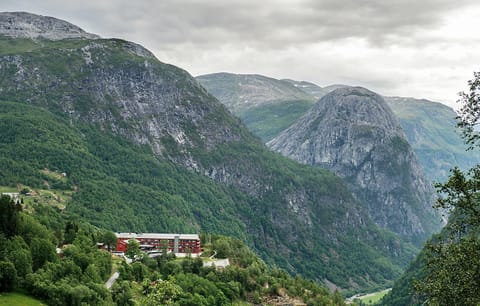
<box><xmin>0</xmin><ymin>100</ymin><xmax>416</xmax><ymax>292</ymax></box>
<box><xmin>0</xmin><ymin>194</ymin><xmax>349</xmax><ymax>305</ymax></box>
<box><xmin>0</xmin><ymin>100</ymin><xmax>246</xmax><ymax>237</ymax></box>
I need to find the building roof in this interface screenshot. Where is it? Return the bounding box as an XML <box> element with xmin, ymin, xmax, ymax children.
<box><xmin>115</xmin><ymin>233</ymin><xmax>200</xmax><ymax>240</ymax></box>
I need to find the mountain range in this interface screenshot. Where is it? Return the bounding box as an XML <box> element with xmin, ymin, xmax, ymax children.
<box><xmin>197</xmin><ymin>73</ymin><xmax>479</xmax><ymax>185</ymax></box>
<box><xmin>0</xmin><ymin>11</ymin><xmax>423</xmax><ymax>293</ymax></box>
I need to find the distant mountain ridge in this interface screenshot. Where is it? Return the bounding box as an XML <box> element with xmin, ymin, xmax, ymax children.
<box><xmin>268</xmin><ymin>87</ymin><xmax>442</xmax><ymax>244</ymax></box>
<box><xmin>197</xmin><ymin>73</ymin><xmax>314</xmax><ymax>112</ymax></box>
<box><xmin>197</xmin><ymin>73</ymin><xmax>316</xmax><ymax>141</ymax></box>
<box><xmin>281</xmin><ymin>79</ymin><xmax>328</xmax><ymax>99</ymax></box>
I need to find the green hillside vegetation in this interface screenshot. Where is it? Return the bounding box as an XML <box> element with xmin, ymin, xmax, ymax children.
<box><xmin>0</xmin><ymin>194</ymin><xmax>347</xmax><ymax>305</ymax></box>
<box><xmin>378</xmin><ymin>247</ymin><xmax>427</xmax><ymax>306</ymax></box>
<box><xmin>0</xmin><ymin>100</ymin><xmax>247</xmax><ymax>237</ymax></box>
<box><xmin>238</xmin><ymin>99</ymin><xmax>314</xmax><ymax>141</ymax></box>
<box><xmin>115</xmin><ymin>235</ymin><xmax>347</xmax><ymax>305</ymax></box>
<box><xmin>0</xmin><ymin>194</ymin><xmax>113</xmax><ymax>305</ymax></box>
<box><xmin>0</xmin><ymin>291</ymin><xmax>45</xmax><ymax>306</ymax></box>
<box><xmin>381</xmin><ymin>168</ymin><xmax>480</xmax><ymax>306</ymax></box>
<box><xmin>0</xmin><ymin>33</ymin><xmax>419</xmax><ymax>293</ymax></box>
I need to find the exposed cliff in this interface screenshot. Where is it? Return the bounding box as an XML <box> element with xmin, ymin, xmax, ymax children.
<box><xmin>268</xmin><ymin>87</ymin><xmax>442</xmax><ymax>244</ymax></box>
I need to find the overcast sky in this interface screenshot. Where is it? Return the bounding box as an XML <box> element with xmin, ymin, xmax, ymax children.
<box><xmin>2</xmin><ymin>0</ymin><xmax>480</xmax><ymax>108</ymax></box>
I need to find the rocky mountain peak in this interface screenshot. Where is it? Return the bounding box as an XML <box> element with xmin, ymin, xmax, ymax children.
<box><xmin>268</xmin><ymin>86</ymin><xmax>441</xmax><ymax>244</ymax></box>
<box><xmin>314</xmin><ymin>86</ymin><xmax>400</xmax><ymax>131</ymax></box>
<box><xmin>0</xmin><ymin>11</ymin><xmax>99</xmax><ymax>40</ymax></box>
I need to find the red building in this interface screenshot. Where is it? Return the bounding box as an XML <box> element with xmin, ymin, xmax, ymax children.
<box><xmin>115</xmin><ymin>233</ymin><xmax>201</xmax><ymax>254</ymax></box>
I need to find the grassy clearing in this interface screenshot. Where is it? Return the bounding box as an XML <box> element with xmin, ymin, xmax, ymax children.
<box><xmin>40</xmin><ymin>169</ymin><xmax>68</xmax><ymax>183</ymax></box>
<box><xmin>0</xmin><ymin>185</ymin><xmax>72</xmax><ymax>210</ymax></box>
<box><xmin>356</xmin><ymin>288</ymin><xmax>391</xmax><ymax>305</ymax></box>
<box><xmin>0</xmin><ymin>291</ymin><xmax>45</xmax><ymax>306</ymax></box>
<box><xmin>0</xmin><ymin>186</ymin><xmax>18</xmax><ymax>193</ymax></box>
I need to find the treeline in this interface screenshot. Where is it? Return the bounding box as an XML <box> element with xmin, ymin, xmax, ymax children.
<box><xmin>0</xmin><ymin>195</ymin><xmax>113</xmax><ymax>305</ymax></box>
<box><xmin>0</xmin><ymin>194</ymin><xmax>347</xmax><ymax>305</ymax></box>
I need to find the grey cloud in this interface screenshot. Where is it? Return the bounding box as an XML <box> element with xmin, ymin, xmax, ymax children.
<box><xmin>0</xmin><ymin>0</ymin><xmax>478</xmax><ymax>107</ymax></box>
<box><xmin>87</xmin><ymin>0</ymin><xmax>476</xmax><ymax>48</ymax></box>
<box><xmin>1</xmin><ymin>0</ymin><xmax>475</xmax><ymax>48</ymax></box>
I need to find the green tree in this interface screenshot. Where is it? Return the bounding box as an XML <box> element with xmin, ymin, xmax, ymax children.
<box><xmin>82</xmin><ymin>264</ymin><xmax>102</xmax><ymax>283</ymax></box>
<box><xmin>64</xmin><ymin>221</ymin><xmax>79</xmax><ymax>244</ymax></box>
<box><xmin>0</xmin><ymin>195</ymin><xmax>21</xmax><ymax>237</ymax></box>
<box><xmin>125</xmin><ymin>239</ymin><xmax>141</xmax><ymax>261</ymax></box>
<box><xmin>30</xmin><ymin>237</ymin><xmax>57</xmax><ymax>271</ymax></box>
<box><xmin>101</xmin><ymin>231</ymin><xmax>117</xmax><ymax>252</ymax></box>
<box><xmin>112</xmin><ymin>280</ymin><xmax>135</xmax><ymax>306</ymax></box>
<box><xmin>457</xmin><ymin>71</ymin><xmax>480</xmax><ymax>149</ymax></box>
<box><xmin>141</xmin><ymin>278</ymin><xmax>183</xmax><ymax>306</ymax></box>
<box><xmin>131</xmin><ymin>262</ymin><xmax>149</xmax><ymax>282</ymax></box>
<box><xmin>0</xmin><ymin>261</ymin><xmax>17</xmax><ymax>292</ymax></box>
<box><xmin>415</xmin><ymin>72</ymin><xmax>480</xmax><ymax>305</ymax></box>
<box><xmin>8</xmin><ymin>248</ymin><xmax>32</xmax><ymax>279</ymax></box>
<box><xmin>5</xmin><ymin>236</ymin><xmax>32</xmax><ymax>279</ymax></box>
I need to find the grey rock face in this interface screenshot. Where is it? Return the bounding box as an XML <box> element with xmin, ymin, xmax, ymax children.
<box><xmin>0</xmin><ymin>12</ymin><xmax>99</xmax><ymax>40</ymax></box>
<box><xmin>268</xmin><ymin>87</ymin><xmax>441</xmax><ymax>243</ymax></box>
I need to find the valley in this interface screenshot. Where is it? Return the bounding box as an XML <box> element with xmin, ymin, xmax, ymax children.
<box><xmin>0</xmin><ymin>10</ymin><xmax>475</xmax><ymax>306</ymax></box>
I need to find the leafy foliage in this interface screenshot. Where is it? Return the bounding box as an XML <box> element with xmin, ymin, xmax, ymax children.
<box><xmin>125</xmin><ymin>239</ymin><xmax>141</xmax><ymax>261</ymax></box>
<box><xmin>457</xmin><ymin>71</ymin><xmax>480</xmax><ymax>149</ymax></box>
<box><xmin>382</xmin><ymin>72</ymin><xmax>480</xmax><ymax>306</ymax></box>
<box><xmin>412</xmin><ymin>166</ymin><xmax>480</xmax><ymax>305</ymax></box>
<box><xmin>1</xmin><ymin>189</ymin><xmax>347</xmax><ymax>305</ymax></box>
<box><xmin>0</xmin><ymin>261</ymin><xmax>17</xmax><ymax>292</ymax></box>
<box><xmin>120</xmin><ymin>235</ymin><xmax>347</xmax><ymax>306</ymax></box>
<box><xmin>0</xmin><ymin>195</ymin><xmax>22</xmax><ymax>237</ymax></box>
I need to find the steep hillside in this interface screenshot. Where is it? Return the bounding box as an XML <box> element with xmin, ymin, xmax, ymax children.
<box><xmin>385</xmin><ymin>97</ymin><xmax>480</xmax><ymax>183</ymax></box>
<box><xmin>197</xmin><ymin>73</ymin><xmax>316</xmax><ymax>141</ymax></box>
<box><xmin>268</xmin><ymin>87</ymin><xmax>442</xmax><ymax>245</ymax></box>
<box><xmin>0</xmin><ymin>12</ymin><xmax>417</xmax><ymax>292</ymax></box>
